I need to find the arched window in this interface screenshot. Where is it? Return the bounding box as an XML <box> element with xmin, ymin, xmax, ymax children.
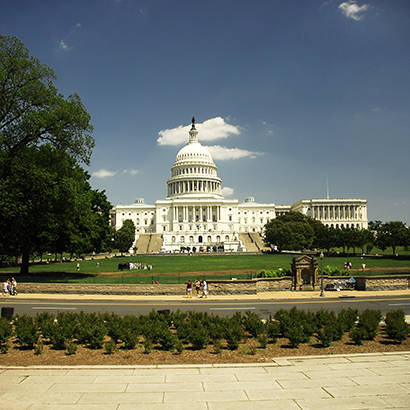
<box><xmin>189</xmin><ymin>236</ymin><xmax>194</xmax><ymax>243</ymax></box>
<box><xmin>225</xmin><ymin>235</ymin><xmax>229</xmax><ymax>241</ymax></box>
<box><xmin>207</xmin><ymin>236</ymin><xmax>212</xmax><ymax>243</ymax></box>
<box><xmin>172</xmin><ymin>236</ymin><xmax>176</xmax><ymax>243</ymax></box>
<box><xmin>216</xmin><ymin>235</ymin><xmax>221</xmax><ymax>243</ymax></box>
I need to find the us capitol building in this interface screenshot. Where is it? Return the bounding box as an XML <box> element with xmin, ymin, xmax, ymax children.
<box><xmin>111</xmin><ymin>118</ymin><xmax>368</xmax><ymax>254</ymax></box>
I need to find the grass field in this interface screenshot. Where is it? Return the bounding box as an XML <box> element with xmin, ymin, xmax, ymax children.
<box><xmin>1</xmin><ymin>253</ymin><xmax>409</xmax><ymax>284</ymax></box>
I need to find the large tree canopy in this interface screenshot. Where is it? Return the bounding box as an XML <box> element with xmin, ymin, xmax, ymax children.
<box><xmin>0</xmin><ymin>145</ymin><xmax>112</xmax><ymax>273</ymax></box>
<box><xmin>0</xmin><ymin>35</ymin><xmax>94</xmax><ymax>178</ymax></box>
<box><xmin>376</xmin><ymin>221</ymin><xmax>409</xmax><ymax>255</ymax></box>
<box><xmin>264</xmin><ymin>212</ymin><xmax>314</xmax><ymax>251</ymax></box>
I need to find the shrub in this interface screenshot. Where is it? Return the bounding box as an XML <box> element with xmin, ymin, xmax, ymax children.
<box><xmin>87</xmin><ymin>321</ymin><xmax>107</xmax><ymax>349</ymax></box>
<box><xmin>265</xmin><ymin>321</ymin><xmax>280</xmax><ymax>343</ymax></box>
<box><xmin>257</xmin><ymin>333</ymin><xmax>268</xmax><ymax>349</ymax></box>
<box><xmin>213</xmin><ymin>339</ymin><xmax>222</xmax><ymax>354</ymax></box>
<box><xmin>358</xmin><ymin>310</ymin><xmax>382</xmax><ymax>341</ymax></box>
<box><xmin>242</xmin><ymin>311</ymin><xmax>264</xmax><ymax>338</ymax></box>
<box><xmin>65</xmin><ymin>340</ymin><xmax>77</xmax><ymax>355</ymax></box>
<box><xmin>14</xmin><ymin>315</ymin><xmax>38</xmax><ymax>349</ymax></box>
<box><xmin>175</xmin><ymin>339</ymin><xmax>184</xmax><ymax>354</ymax></box>
<box><xmin>104</xmin><ymin>341</ymin><xmax>118</xmax><ymax>354</ymax></box>
<box><xmin>323</xmin><ymin>265</ymin><xmax>350</xmax><ymax>276</ymax></box>
<box><xmin>285</xmin><ymin>324</ymin><xmax>306</xmax><ymax>348</ymax></box>
<box><xmin>120</xmin><ymin>328</ymin><xmax>139</xmax><ymax>350</ymax></box>
<box><xmin>0</xmin><ymin>318</ymin><xmax>12</xmax><ymax>344</ymax></box>
<box><xmin>275</xmin><ymin>308</ymin><xmax>316</xmax><ymax>345</ymax></box>
<box><xmin>385</xmin><ymin>310</ymin><xmax>408</xmax><ymax>343</ymax></box>
<box><xmin>256</xmin><ymin>268</ymin><xmax>290</xmax><ymax>278</ymax></box>
<box><xmin>188</xmin><ymin>326</ymin><xmax>209</xmax><ymax>350</ymax></box>
<box><xmin>350</xmin><ymin>326</ymin><xmax>367</xmax><ymax>345</ymax></box>
<box><xmin>143</xmin><ymin>338</ymin><xmax>152</xmax><ymax>354</ymax></box>
<box><xmin>338</xmin><ymin>308</ymin><xmax>358</xmax><ymax>332</ymax></box>
<box><xmin>34</xmin><ymin>338</ymin><xmax>44</xmax><ymax>355</ymax></box>
<box><xmin>35</xmin><ymin>312</ymin><xmax>55</xmax><ymax>340</ymax></box>
<box><xmin>0</xmin><ymin>344</ymin><xmax>9</xmax><ymax>354</ymax></box>
<box><xmin>224</xmin><ymin>322</ymin><xmax>243</xmax><ymax>350</ymax></box>
<box><xmin>158</xmin><ymin>327</ymin><xmax>177</xmax><ymax>351</ymax></box>
<box><xmin>104</xmin><ymin>313</ymin><xmax>124</xmax><ymax>343</ymax></box>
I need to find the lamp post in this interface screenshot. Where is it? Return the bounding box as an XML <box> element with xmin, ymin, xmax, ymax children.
<box><xmin>320</xmin><ymin>252</ymin><xmax>325</xmax><ymax>297</ymax></box>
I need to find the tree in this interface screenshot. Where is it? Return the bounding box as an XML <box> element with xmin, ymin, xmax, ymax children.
<box><xmin>264</xmin><ymin>212</ymin><xmax>314</xmax><ymax>251</ymax></box>
<box><xmin>376</xmin><ymin>222</ymin><xmax>409</xmax><ymax>255</ymax></box>
<box><xmin>0</xmin><ymin>35</ymin><xmax>94</xmax><ymax>179</ymax></box>
<box><xmin>114</xmin><ymin>220</ymin><xmax>135</xmax><ymax>254</ymax></box>
<box><xmin>0</xmin><ymin>145</ymin><xmax>111</xmax><ymax>273</ymax></box>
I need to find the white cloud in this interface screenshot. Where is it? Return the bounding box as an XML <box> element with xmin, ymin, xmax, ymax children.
<box><xmin>122</xmin><ymin>169</ymin><xmax>139</xmax><ymax>175</ymax></box>
<box><xmin>59</xmin><ymin>40</ymin><xmax>72</xmax><ymax>51</ymax></box>
<box><xmin>75</xmin><ymin>22</ymin><xmax>81</xmax><ymax>28</ymax></box>
<box><xmin>157</xmin><ymin>117</ymin><xmax>240</xmax><ymax>146</ymax></box>
<box><xmin>207</xmin><ymin>145</ymin><xmax>262</xmax><ymax>161</ymax></box>
<box><xmin>371</xmin><ymin>107</ymin><xmax>381</xmax><ymax>112</ymax></box>
<box><xmin>221</xmin><ymin>187</ymin><xmax>234</xmax><ymax>197</ymax></box>
<box><xmin>338</xmin><ymin>1</ymin><xmax>369</xmax><ymax>21</ymax></box>
<box><xmin>92</xmin><ymin>169</ymin><xmax>117</xmax><ymax>178</ymax></box>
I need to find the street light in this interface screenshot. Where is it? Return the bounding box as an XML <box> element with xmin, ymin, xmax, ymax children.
<box><xmin>320</xmin><ymin>252</ymin><xmax>325</xmax><ymax>297</ymax></box>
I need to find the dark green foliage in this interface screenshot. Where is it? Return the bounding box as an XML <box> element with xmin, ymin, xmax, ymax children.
<box><xmin>338</xmin><ymin>308</ymin><xmax>358</xmax><ymax>332</ymax></box>
<box><xmin>265</xmin><ymin>321</ymin><xmax>280</xmax><ymax>343</ymax></box>
<box><xmin>274</xmin><ymin>307</ymin><xmax>316</xmax><ymax>346</ymax></box>
<box><xmin>224</xmin><ymin>320</ymin><xmax>243</xmax><ymax>350</ymax></box>
<box><xmin>104</xmin><ymin>313</ymin><xmax>124</xmax><ymax>343</ymax></box>
<box><xmin>350</xmin><ymin>326</ymin><xmax>367</xmax><ymax>345</ymax></box>
<box><xmin>74</xmin><ymin>312</ymin><xmax>106</xmax><ymax>349</ymax></box>
<box><xmin>158</xmin><ymin>326</ymin><xmax>177</xmax><ymax>351</ymax></box>
<box><xmin>65</xmin><ymin>340</ymin><xmax>77</xmax><ymax>355</ymax></box>
<box><xmin>315</xmin><ymin>309</ymin><xmax>344</xmax><ymax>347</ymax></box>
<box><xmin>143</xmin><ymin>338</ymin><xmax>152</xmax><ymax>354</ymax></box>
<box><xmin>104</xmin><ymin>341</ymin><xmax>118</xmax><ymax>354</ymax></box>
<box><xmin>385</xmin><ymin>310</ymin><xmax>408</xmax><ymax>343</ymax></box>
<box><xmin>114</xmin><ymin>219</ymin><xmax>135</xmax><ymax>254</ymax></box>
<box><xmin>175</xmin><ymin>338</ymin><xmax>184</xmax><ymax>354</ymax></box>
<box><xmin>358</xmin><ymin>310</ymin><xmax>382</xmax><ymax>341</ymax></box>
<box><xmin>242</xmin><ymin>311</ymin><xmax>264</xmax><ymax>338</ymax></box>
<box><xmin>119</xmin><ymin>315</ymin><xmax>140</xmax><ymax>349</ymax></box>
<box><xmin>0</xmin><ymin>318</ymin><xmax>12</xmax><ymax>344</ymax></box>
<box><xmin>188</xmin><ymin>326</ymin><xmax>209</xmax><ymax>350</ymax></box>
<box><xmin>49</xmin><ymin>313</ymin><xmax>77</xmax><ymax>350</ymax></box>
<box><xmin>257</xmin><ymin>333</ymin><xmax>268</xmax><ymax>348</ymax></box>
<box><xmin>14</xmin><ymin>315</ymin><xmax>38</xmax><ymax>348</ymax></box>
<box><xmin>36</xmin><ymin>312</ymin><xmax>55</xmax><ymax>340</ymax></box>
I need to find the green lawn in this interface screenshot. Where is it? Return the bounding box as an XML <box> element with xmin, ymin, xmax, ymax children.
<box><xmin>1</xmin><ymin>253</ymin><xmax>409</xmax><ymax>284</ymax></box>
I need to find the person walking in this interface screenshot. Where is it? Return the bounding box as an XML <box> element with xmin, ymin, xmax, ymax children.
<box><xmin>186</xmin><ymin>280</ymin><xmax>193</xmax><ymax>298</ymax></box>
<box><xmin>11</xmin><ymin>277</ymin><xmax>17</xmax><ymax>296</ymax></box>
<box><xmin>2</xmin><ymin>280</ymin><xmax>8</xmax><ymax>297</ymax></box>
<box><xmin>201</xmin><ymin>280</ymin><xmax>208</xmax><ymax>298</ymax></box>
<box><xmin>194</xmin><ymin>279</ymin><xmax>201</xmax><ymax>297</ymax></box>
<box><xmin>76</xmin><ymin>262</ymin><xmax>80</xmax><ymax>272</ymax></box>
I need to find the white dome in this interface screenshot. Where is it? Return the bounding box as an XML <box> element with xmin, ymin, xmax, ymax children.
<box><xmin>175</xmin><ymin>142</ymin><xmax>214</xmax><ymax>164</ymax></box>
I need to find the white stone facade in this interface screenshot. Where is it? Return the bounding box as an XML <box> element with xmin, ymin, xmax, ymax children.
<box><xmin>111</xmin><ymin>119</ymin><xmax>368</xmax><ymax>252</ymax></box>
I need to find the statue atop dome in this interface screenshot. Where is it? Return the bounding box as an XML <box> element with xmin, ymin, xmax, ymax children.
<box><xmin>189</xmin><ymin>116</ymin><xmax>199</xmax><ymax>143</ymax></box>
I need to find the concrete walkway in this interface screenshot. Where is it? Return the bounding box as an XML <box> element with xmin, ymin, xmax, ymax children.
<box><xmin>1</xmin><ymin>352</ymin><xmax>409</xmax><ymax>409</ymax></box>
<box><xmin>7</xmin><ymin>289</ymin><xmax>410</xmax><ymax>301</ymax></box>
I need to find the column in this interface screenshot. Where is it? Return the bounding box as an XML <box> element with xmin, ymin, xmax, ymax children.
<box><xmin>199</xmin><ymin>206</ymin><xmax>203</xmax><ymax>222</ymax></box>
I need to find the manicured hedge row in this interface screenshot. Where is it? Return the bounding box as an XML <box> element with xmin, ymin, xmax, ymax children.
<box><xmin>0</xmin><ymin>308</ymin><xmax>407</xmax><ymax>355</ymax></box>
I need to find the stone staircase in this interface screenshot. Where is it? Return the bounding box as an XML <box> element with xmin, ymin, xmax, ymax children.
<box><xmin>238</xmin><ymin>233</ymin><xmax>259</xmax><ymax>253</ymax></box>
<box><xmin>249</xmin><ymin>232</ymin><xmax>265</xmax><ymax>251</ymax></box>
<box><xmin>134</xmin><ymin>234</ymin><xmax>150</xmax><ymax>254</ymax></box>
<box><xmin>147</xmin><ymin>234</ymin><xmax>163</xmax><ymax>253</ymax></box>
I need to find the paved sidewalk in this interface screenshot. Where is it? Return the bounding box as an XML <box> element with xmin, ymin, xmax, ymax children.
<box><xmin>1</xmin><ymin>352</ymin><xmax>409</xmax><ymax>409</ymax></box>
<box><xmin>8</xmin><ymin>289</ymin><xmax>410</xmax><ymax>301</ymax></box>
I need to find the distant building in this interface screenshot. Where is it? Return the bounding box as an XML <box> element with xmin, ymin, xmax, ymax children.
<box><xmin>111</xmin><ymin>119</ymin><xmax>368</xmax><ymax>253</ymax></box>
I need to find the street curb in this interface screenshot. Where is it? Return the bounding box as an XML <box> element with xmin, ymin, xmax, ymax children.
<box><xmin>1</xmin><ymin>351</ymin><xmax>409</xmax><ymax>370</ymax></box>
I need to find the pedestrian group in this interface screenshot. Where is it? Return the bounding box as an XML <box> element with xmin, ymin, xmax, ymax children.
<box><xmin>186</xmin><ymin>279</ymin><xmax>207</xmax><ymax>298</ymax></box>
<box><xmin>2</xmin><ymin>277</ymin><xmax>17</xmax><ymax>296</ymax></box>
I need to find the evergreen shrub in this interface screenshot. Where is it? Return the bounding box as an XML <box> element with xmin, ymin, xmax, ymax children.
<box><xmin>0</xmin><ymin>318</ymin><xmax>12</xmax><ymax>344</ymax></box>
<box><xmin>385</xmin><ymin>310</ymin><xmax>408</xmax><ymax>343</ymax></box>
<box><xmin>14</xmin><ymin>315</ymin><xmax>38</xmax><ymax>348</ymax></box>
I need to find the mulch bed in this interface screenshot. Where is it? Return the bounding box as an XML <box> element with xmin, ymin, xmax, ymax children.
<box><xmin>1</xmin><ymin>330</ymin><xmax>409</xmax><ymax>366</ymax></box>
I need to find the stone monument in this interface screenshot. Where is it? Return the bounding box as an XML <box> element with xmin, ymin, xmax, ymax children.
<box><xmin>291</xmin><ymin>255</ymin><xmax>318</xmax><ymax>291</ymax></box>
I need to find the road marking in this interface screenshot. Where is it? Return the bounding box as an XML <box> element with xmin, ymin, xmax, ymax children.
<box><xmin>209</xmin><ymin>307</ymin><xmax>256</xmax><ymax>311</ymax></box>
<box><xmin>32</xmin><ymin>307</ymin><xmax>77</xmax><ymax>310</ymax></box>
<box><xmin>388</xmin><ymin>303</ymin><xmax>410</xmax><ymax>306</ymax></box>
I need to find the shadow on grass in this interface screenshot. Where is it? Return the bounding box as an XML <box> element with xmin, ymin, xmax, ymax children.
<box><xmin>0</xmin><ymin>272</ymin><xmax>96</xmax><ymax>283</ymax></box>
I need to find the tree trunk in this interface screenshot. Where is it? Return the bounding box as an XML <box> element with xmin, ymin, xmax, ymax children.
<box><xmin>20</xmin><ymin>252</ymin><xmax>30</xmax><ymax>274</ymax></box>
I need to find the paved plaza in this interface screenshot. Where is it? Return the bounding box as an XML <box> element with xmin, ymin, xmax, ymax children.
<box><xmin>0</xmin><ymin>352</ymin><xmax>409</xmax><ymax>409</ymax></box>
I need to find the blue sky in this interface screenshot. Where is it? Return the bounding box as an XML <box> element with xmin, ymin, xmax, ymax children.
<box><xmin>1</xmin><ymin>0</ymin><xmax>410</xmax><ymax>223</ymax></box>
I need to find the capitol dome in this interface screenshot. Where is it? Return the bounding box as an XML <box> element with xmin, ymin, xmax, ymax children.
<box><xmin>166</xmin><ymin>117</ymin><xmax>222</xmax><ymax>199</ymax></box>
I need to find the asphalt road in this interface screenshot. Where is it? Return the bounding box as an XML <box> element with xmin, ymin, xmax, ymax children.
<box><xmin>2</xmin><ymin>295</ymin><xmax>410</xmax><ymax>318</ymax></box>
